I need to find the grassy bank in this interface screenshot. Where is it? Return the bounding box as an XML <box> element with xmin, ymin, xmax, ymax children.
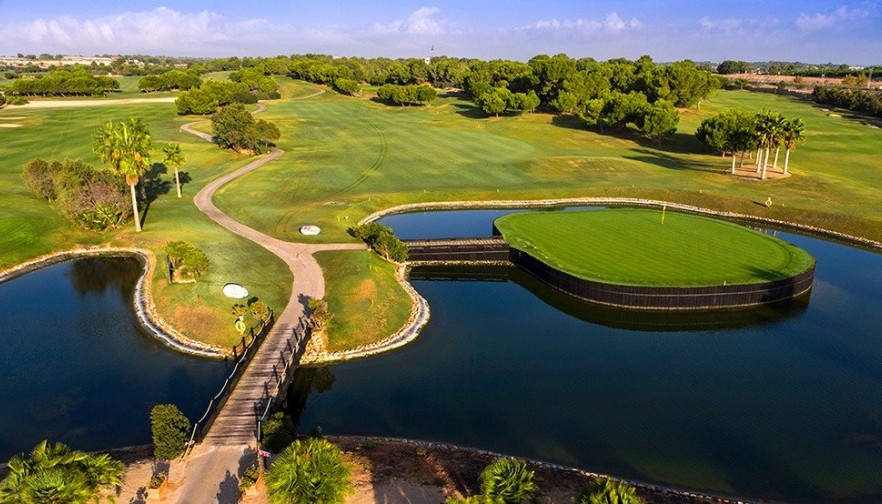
<box><xmin>0</xmin><ymin>98</ymin><xmax>293</xmax><ymax>348</ymax></box>
<box><xmin>495</xmin><ymin>208</ymin><xmax>814</xmax><ymax>286</ymax></box>
<box><xmin>314</xmin><ymin>250</ymin><xmax>410</xmax><ymax>352</ymax></box>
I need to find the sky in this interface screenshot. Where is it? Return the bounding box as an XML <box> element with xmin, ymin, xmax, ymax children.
<box><xmin>0</xmin><ymin>0</ymin><xmax>879</xmax><ymax>64</ymax></box>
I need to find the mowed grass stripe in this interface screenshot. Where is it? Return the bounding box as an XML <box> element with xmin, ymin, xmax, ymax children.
<box><xmin>495</xmin><ymin>209</ymin><xmax>814</xmax><ymax>287</ymax></box>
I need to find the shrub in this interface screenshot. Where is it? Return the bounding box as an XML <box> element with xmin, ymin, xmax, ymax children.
<box><xmin>150</xmin><ymin>404</ymin><xmax>191</xmax><ymax>461</ymax></box>
<box><xmin>479</xmin><ymin>457</ymin><xmax>536</xmax><ymax>504</ymax></box>
<box><xmin>350</xmin><ymin>222</ymin><xmax>408</xmax><ymax>262</ymax></box>
<box><xmin>262</xmin><ymin>412</ymin><xmax>296</xmax><ymax>454</ymax></box>
<box><xmin>265</xmin><ymin>438</ymin><xmax>352</xmax><ymax>504</ymax></box>
<box><xmin>333</xmin><ymin>78</ymin><xmax>360</xmax><ymax>96</ymax></box>
<box><xmin>164</xmin><ymin>241</ymin><xmax>210</xmax><ymax>281</ymax></box>
<box><xmin>307</xmin><ymin>298</ymin><xmax>332</xmax><ymax>331</ymax></box>
<box><xmin>573</xmin><ymin>478</ymin><xmax>646</xmax><ymax>504</ymax></box>
<box><xmin>22</xmin><ymin>158</ymin><xmax>131</xmax><ymax>231</ymax></box>
<box><xmin>8</xmin><ymin>96</ymin><xmax>29</xmax><ymax>105</ymax></box>
<box><xmin>238</xmin><ymin>465</ymin><xmax>260</xmax><ymax>492</ymax></box>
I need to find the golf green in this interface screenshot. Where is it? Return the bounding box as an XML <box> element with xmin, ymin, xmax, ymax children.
<box><xmin>494</xmin><ymin>208</ymin><xmax>815</xmax><ymax>287</ymax></box>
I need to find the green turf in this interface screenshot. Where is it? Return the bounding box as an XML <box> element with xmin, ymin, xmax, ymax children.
<box><xmin>213</xmin><ymin>87</ymin><xmax>882</xmax><ymax>245</ymax></box>
<box><xmin>494</xmin><ymin>208</ymin><xmax>815</xmax><ymax>286</ymax></box>
<box><xmin>314</xmin><ymin>249</ymin><xmax>411</xmax><ymax>352</ymax></box>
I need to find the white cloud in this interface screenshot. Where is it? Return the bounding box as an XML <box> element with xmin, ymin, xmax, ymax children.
<box><xmin>698</xmin><ymin>16</ymin><xmax>743</xmax><ymax>31</ymax></box>
<box><xmin>796</xmin><ymin>4</ymin><xmax>874</xmax><ymax>30</ymax></box>
<box><xmin>0</xmin><ymin>7</ymin><xmax>269</xmax><ymax>54</ymax></box>
<box><xmin>371</xmin><ymin>6</ymin><xmax>453</xmax><ymax>35</ymax></box>
<box><xmin>524</xmin><ymin>12</ymin><xmax>641</xmax><ymax>34</ymax></box>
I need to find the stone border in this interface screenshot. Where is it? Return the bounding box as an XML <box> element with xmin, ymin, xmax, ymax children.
<box><xmin>328</xmin><ymin>435</ymin><xmax>755</xmax><ymax>504</ymax></box>
<box><xmin>300</xmin><ymin>263</ymin><xmax>430</xmax><ymax>364</ymax></box>
<box><xmin>361</xmin><ymin>197</ymin><xmax>882</xmax><ymax>251</ymax></box>
<box><xmin>0</xmin><ymin>247</ymin><xmax>226</xmax><ymax>359</ymax></box>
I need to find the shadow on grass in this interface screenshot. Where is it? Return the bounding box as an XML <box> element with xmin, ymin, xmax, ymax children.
<box><xmin>140</xmin><ymin>162</ymin><xmax>172</xmax><ymax>227</ymax></box>
<box><xmin>622</xmin><ymin>149</ymin><xmax>723</xmax><ymax>174</ymax></box>
<box><xmin>452</xmin><ymin>102</ymin><xmax>487</xmax><ymax>119</ymax></box>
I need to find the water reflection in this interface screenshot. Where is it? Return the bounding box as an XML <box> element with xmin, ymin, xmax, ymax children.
<box><xmin>283</xmin><ymin>366</ymin><xmax>336</xmax><ymax>429</ymax></box>
<box><xmin>66</xmin><ymin>256</ymin><xmax>141</xmax><ymax>298</ymax></box>
<box><xmin>411</xmin><ymin>264</ymin><xmax>811</xmax><ymax>331</ymax></box>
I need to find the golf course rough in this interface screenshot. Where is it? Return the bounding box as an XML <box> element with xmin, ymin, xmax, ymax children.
<box><xmin>494</xmin><ymin>208</ymin><xmax>815</xmax><ymax>288</ymax></box>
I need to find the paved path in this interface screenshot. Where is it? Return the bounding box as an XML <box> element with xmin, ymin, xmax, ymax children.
<box><xmin>168</xmin><ymin>99</ymin><xmax>364</xmax><ymax>504</ymax></box>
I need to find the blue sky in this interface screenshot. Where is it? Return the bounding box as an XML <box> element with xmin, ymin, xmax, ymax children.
<box><xmin>0</xmin><ymin>1</ymin><xmax>879</xmax><ymax>63</ymax></box>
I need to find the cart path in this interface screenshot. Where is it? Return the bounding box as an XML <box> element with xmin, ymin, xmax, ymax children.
<box><xmin>169</xmin><ymin>99</ymin><xmax>364</xmax><ymax>504</ymax></box>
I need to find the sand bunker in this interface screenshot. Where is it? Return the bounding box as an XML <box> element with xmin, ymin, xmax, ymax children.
<box><xmin>18</xmin><ymin>97</ymin><xmax>176</xmax><ymax>109</ymax></box>
<box><xmin>0</xmin><ymin>124</ymin><xmax>22</xmax><ymax>128</ymax></box>
<box><xmin>0</xmin><ymin>116</ymin><xmax>26</xmax><ymax>120</ymax></box>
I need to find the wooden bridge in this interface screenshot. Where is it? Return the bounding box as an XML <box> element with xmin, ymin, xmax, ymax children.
<box><xmin>405</xmin><ymin>237</ymin><xmax>510</xmax><ymax>262</ymax></box>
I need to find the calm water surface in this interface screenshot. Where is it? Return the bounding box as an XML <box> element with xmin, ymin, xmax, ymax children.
<box><xmin>288</xmin><ymin>208</ymin><xmax>882</xmax><ymax>504</ymax></box>
<box><xmin>0</xmin><ymin>257</ymin><xmax>226</xmax><ymax>460</ymax></box>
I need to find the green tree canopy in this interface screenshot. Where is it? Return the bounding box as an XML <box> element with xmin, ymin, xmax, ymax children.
<box><xmin>150</xmin><ymin>404</ymin><xmax>191</xmax><ymax>461</ymax></box>
<box><xmin>211</xmin><ymin>103</ymin><xmax>280</xmax><ymax>154</ymax></box>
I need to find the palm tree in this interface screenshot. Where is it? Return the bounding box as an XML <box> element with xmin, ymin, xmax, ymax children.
<box><xmin>162</xmin><ymin>143</ymin><xmax>186</xmax><ymax>198</ymax></box>
<box><xmin>0</xmin><ymin>440</ymin><xmax>123</xmax><ymax>504</ymax></box>
<box><xmin>755</xmin><ymin>111</ymin><xmax>785</xmax><ymax>180</ymax></box>
<box><xmin>265</xmin><ymin>438</ymin><xmax>352</xmax><ymax>504</ymax></box>
<box><xmin>93</xmin><ymin>118</ymin><xmax>152</xmax><ymax>231</ymax></box>
<box><xmin>479</xmin><ymin>457</ymin><xmax>537</xmax><ymax>504</ymax></box>
<box><xmin>781</xmin><ymin>117</ymin><xmax>806</xmax><ymax>175</ymax></box>
<box><xmin>573</xmin><ymin>478</ymin><xmax>646</xmax><ymax>504</ymax></box>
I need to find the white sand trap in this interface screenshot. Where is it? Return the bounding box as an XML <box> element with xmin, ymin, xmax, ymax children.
<box><xmin>0</xmin><ymin>116</ymin><xmax>26</xmax><ymax>120</ymax></box>
<box><xmin>0</xmin><ymin>124</ymin><xmax>22</xmax><ymax>128</ymax></box>
<box><xmin>828</xmin><ymin>113</ymin><xmax>841</xmax><ymax>117</ymax></box>
<box><xmin>18</xmin><ymin>97</ymin><xmax>176</xmax><ymax>109</ymax></box>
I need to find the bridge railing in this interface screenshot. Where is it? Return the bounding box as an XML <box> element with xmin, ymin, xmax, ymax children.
<box><xmin>255</xmin><ymin>316</ymin><xmax>313</xmax><ymax>442</ymax></box>
<box><xmin>181</xmin><ymin>311</ymin><xmax>275</xmax><ymax>458</ymax></box>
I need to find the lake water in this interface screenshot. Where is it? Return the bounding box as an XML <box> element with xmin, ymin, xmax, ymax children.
<box><xmin>0</xmin><ymin>256</ymin><xmax>227</xmax><ymax>460</ymax></box>
<box><xmin>288</xmin><ymin>208</ymin><xmax>882</xmax><ymax>503</ymax></box>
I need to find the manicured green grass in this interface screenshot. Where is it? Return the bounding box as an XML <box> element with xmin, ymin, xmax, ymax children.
<box><xmin>314</xmin><ymin>250</ymin><xmax>411</xmax><ymax>352</ymax></box>
<box><xmin>214</xmin><ymin>87</ymin><xmax>882</xmax><ymax>246</ymax></box>
<box><xmin>0</xmin><ymin>100</ymin><xmax>292</xmax><ymax>348</ymax></box>
<box><xmin>495</xmin><ymin>209</ymin><xmax>814</xmax><ymax>286</ymax></box>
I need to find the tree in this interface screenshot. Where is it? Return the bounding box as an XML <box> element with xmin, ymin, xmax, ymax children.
<box><xmin>0</xmin><ymin>440</ymin><xmax>123</xmax><ymax>504</ymax></box>
<box><xmin>350</xmin><ymin>222</ymin><xmax>408</xmax><ymax>262</ymax></box>
<box><xmin>164</xmin><ymin>241</ymin><xmax>209</xmax><ymax>281</ymax></box>
<box><xmin>717</xmin><ymin>60</ymin><xmax>751</xmax><ymax>74</ymax></box>
<box><xmin>755</xmin><ymin>111</ymin><xmax>785</xmax><ymax>179</ymax></box>
<box><xmin>695</xmin><ymin>108</ymin><xmax>756</xmax><ymax>173</ymax></box>
<box><xmin>150</xmin><ymin>404</ymin><xmax>191</xmax><ymax>461</ymax></box>
<box><xmin>212</xmin><ymin>103</ymin><xmax>280</xmax><ymax>154</ymax></box>
<box><xmin>333</xmin><ymin>77</ymin><xmax>360</xmax><ymax>96</ymax></box>
<box><xmin>781</xmin><ymin>117</ymin><xmax>806</xmax><ymax>175</ymax></box>
<box><xmin>475</xmin><ymin>88</ymin><xmax>508</xmax><ymax>117</ymax></box>
<box><xmin>479</xmin><ymin>457</ymin><xmax>537</xmax><ymax>504</ymax></box>
<box><xmin>162</xmin><ymin>143</ymin><xmax>186</xmax><ymax>198</ymax></box>
<box><xmin>307</xmin><ymin>297</ymin><xmax>333</xmax><ymax>330</ymax></box>
<box><xmin>261</xmin><ymin>412</ymin><xmax>296</xmax><ymax>453</ymax></box>
<box><xmin>265</xmin><ymin>438</ymin><xmax>352</xmax><ymax>504</ymax></box>
<box><xmin>92</xmin><ymin>118</ymin><xmax>152</xmax><ymax>232</ymax></box>
<box><xmin>636</xmin><ymin>99</ymin><xmax>679</xmax><ymax>143</ymax></box>
<box><xmin>573</xmin><ymin>478</ymin><xmax>646</xmax><ymax>504</ymax></box>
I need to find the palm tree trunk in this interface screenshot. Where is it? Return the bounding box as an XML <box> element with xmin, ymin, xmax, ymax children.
<box><xmin>755</xmin><ymin>147</ymin><xmax>762</xmax><ymax>172</ymax></box>
<box><xmin>731</xmin><ymin>153</ymin><xmax>737</xmax><ymax>174</ymax></box>
<box><xmin>175</xmin><ymin>167</ymin><xmax>182</xmax><ymax>198</ymax></box>
<box><xmin>761</xmin><ymin>148</ymin><xmax>770</xmax><ymax>180</ymax></box>
<box><xmin>773</xmin><ymin>147</ymin><xmax>780</xmax><ymax>170</ymax></box>
<box><xmin>783</xmin><ymin>148</ymin><xmax>791</xmax><ymax>175</ymax></box>
<box><xmin>129</xmin><ymin>184</ymin><xmax>142</xmax><ymax>232</ymax></box>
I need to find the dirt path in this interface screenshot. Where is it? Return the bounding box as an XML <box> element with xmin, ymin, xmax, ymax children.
<box><xmin>167</xmin><ymin>98</ymin><xmax>364</xmax><ymax>504</ymax></box>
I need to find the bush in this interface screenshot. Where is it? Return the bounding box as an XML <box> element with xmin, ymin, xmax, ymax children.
<box><xmin>479</xmin><ymin>457</ymin><xmax>536</xmax><ymax>504</ymax></box>
<box><xmin>164</xmin><ymin>241</ymin><xmax>210</xmax><ymax>281</ymax></box>
<box><xmin>22</xmin><ymin>158</ymin><xmax>131</xmax><ymax>231</ymax></box>
<box><xmin>9</xmin><ymin>95</ymin><xmax>29</xmax><ymax>105</ymax></box>
<box><xmin>265</xmin><ymin>438</ymin><xmax>352</xmax><ymax>504</ymax></box>
<box><xmin>350</xmin><ymin>222</ymin><xmax>408</xmax><ymax>262</ymax></box>
<box><xmin>333</xmin><ymin>78</ymin><xmax>360</xmax><ymax>96</ymax></box>
<box><xmin>262</xmin><ymin>412</ymin><xmax>296</xmax><ymax>454</ymax></box>
<box><xmin>238</xmin><ymin>465</ymin><xmax>260</xmax><ymax>492</ymax></box>
<box><xmin>307</xmin><ymin>298</ymin><xmax>332</xmax><ymax>331</ymax></box>
<box><xmin>150</xmin><ymin>404</ymin><xmax>191</xmax><ymax>461</ymax></box>
<box><xmin>573</xmin><ymin>478</ymin><xmax>646</xmax><ymax>504</ymax></box>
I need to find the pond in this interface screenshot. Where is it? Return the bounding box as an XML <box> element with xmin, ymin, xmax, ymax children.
<box><xmin>0</xmin><ymin>256</ymin><xmax>227</xmax><ymax>461</ymax></box>
<box><xmin>287</xmin><ymin>208</ymin><xmax>882</xmax><ymax>504</ymax></box>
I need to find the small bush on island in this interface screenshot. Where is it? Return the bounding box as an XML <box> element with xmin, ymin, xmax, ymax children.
<box><xmin>265</xmin><ymin>438</ymin><xmax>352</xmax><ymax>504</ymax></box>
<box><xmin>164</xmin><ymin>241</ymin><xmax>209</xmax><ymax>282</ymax></box>
<box><xmin>350</xmin><ymin>222</ymin><xmax>408</xmax><ymax>262</ymax></box>
<box><xmin>150</xmin><ymin>404</ymin><xmax>191</xmax><ymax>461</ymax></box>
